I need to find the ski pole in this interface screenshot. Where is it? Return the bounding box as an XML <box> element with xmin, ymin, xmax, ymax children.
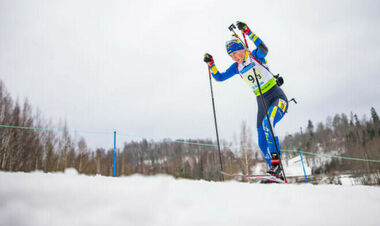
<box><xmin>229</xmin><ymin>23</ymin><xmax>287</xmax><ymax>182</ymax></box>
<box><xmin>207</xmin><ymin>67</ymin><xmax>224</xmax><ymax>181</ymax></box>
<box><xmin>241</xmin><ymin>29</ymin><xmax>249</xmax><ymax>49</ymax></box>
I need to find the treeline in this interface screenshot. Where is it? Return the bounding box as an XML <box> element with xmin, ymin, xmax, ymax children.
<box><xmin>282</xmin><ymin>108</ymin><xmax>380</xmax><ymax>183</ymax></box>
<box><xmin>116</xmin><ymin>138</ymin><xmax>259</xmax><ymax>181</ymax></box>
<box><xmin>3</xmin><ymin>78</ymin><xmax>379</xmax><ymax>183</ymax></box>
<box><xmin>0</xmin><ymin>80</ymin><xmax>259</xmax><ymax>180</ymax></box>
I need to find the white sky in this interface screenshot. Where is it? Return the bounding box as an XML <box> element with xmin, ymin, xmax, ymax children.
<box><xmin>1</xmin><ymin>0</ymin><xmax>380</xmax><ymax>149</ymax></box>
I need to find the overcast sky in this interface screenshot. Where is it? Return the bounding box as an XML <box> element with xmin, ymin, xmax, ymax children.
<box><xmin>1</xmin><ymin>0</ymin><xmax>380</xmax><ymax>149</ymax></box>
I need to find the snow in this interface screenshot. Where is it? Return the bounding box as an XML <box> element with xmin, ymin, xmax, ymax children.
<box><xmin>283</xmin><ymin>155</ymin><xmax>312</xmax><ymax>177</ymax></box>
<box><xmin>339</xmin><ymin>175</ymin><xmax>356</xmax><ymax>186</ymax></box>
<box><xmin>1</xmin><ymin>170</ymin><xmax>380</xmax><ymax>226</ymax></box>
<box><xmin>251</xmin><ymin>156</ymin><xmax>312</xmax><ymax>177</ymax></box>
<box><xmin>251</xmin><ymin>162</ymin><xmax>266</xmax><ymax>175</ymax></box>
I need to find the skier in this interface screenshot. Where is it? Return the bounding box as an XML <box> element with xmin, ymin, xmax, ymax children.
<box><xmin>203</xmin><ymin>21</ymin><xmax>288</xmax><ymax>178</ymax></box>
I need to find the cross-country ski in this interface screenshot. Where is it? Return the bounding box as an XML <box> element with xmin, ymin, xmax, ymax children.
<box><xmin>221</xmin><ymin>171</ymin><xmax>286</xmax><ymax>183</ymax></box>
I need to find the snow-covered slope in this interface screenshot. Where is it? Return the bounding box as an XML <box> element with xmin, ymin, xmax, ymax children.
<box><xmin>283</xmin><ymin>155</ymin><xmax>312</xmax><ymax>177</ymax></box>
<box><xmin>1</xmin><ymin>169</ymin><xmax>379</xmax><ymax>226</ymax></box>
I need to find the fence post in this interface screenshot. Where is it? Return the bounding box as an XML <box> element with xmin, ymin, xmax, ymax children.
<box><xmin>299</xmin><ymin>149</ymin><xmax>308</xmax><ymax>183</ymax></box>
<box><xmin>113</xmin><ymin>131</ymin><xmax>116</xmax><ymax>177</ymax></box>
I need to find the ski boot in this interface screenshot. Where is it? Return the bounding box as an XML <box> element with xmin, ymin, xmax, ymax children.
<box><xmin>260</xmin><ymin>153</ymin><xmax>284</xmax><ymax>183</ymax></box>
<box><xmin>267</xmin><ymin>153</ymin><xmax>282</xmax><ymax>177</ymax></box>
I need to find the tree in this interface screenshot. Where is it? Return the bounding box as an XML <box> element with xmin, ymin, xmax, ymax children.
<box><xmin>307</xmin><ymin>120</ymin><xmax>314</xmax><ymax>135</ymax></box>
<box><xmin>78</xmin><ymin>137</ymin><xmax>88</xmax><ymax>173</ymax></box>
<box><xmin>239</xmin><ymin>121</ymin><xmax>254</xmax><ymax>176</ymax></box>
<box><xmin>370</xmin><ymin>107</ymin><xmax>379</xmax><ymax>124</ymax></box>
<box><xmin>370</xmin><ymin>107</ymin><xmax>380</xmax><ymax>136</ymax></box>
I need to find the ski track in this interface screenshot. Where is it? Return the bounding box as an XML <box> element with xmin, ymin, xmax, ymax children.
<box><xmin>0</xmin><ymin>170</ymin><xmax>379</xmax><ymax>226</ymax></box>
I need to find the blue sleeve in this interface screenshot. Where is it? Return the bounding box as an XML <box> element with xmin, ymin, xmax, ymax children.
<box><xmin>211</xmin><ymin>62</ymin><xmax>239</xmax><ymax>81</ymax></box>
<box><xmin>246</xmin><ymin>30</ymin><xmax>268</xmax><ymax>63</ymax></box>
<box><xmin>251</xmin><ymin>49</ymin><xmax>267</xmax><ymax>64</ymax></box>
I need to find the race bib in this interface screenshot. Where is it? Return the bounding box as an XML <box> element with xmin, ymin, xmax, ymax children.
<box><xmin>238</xmin><ymin>58</ymin><xmax>276</xmax><ymax>96</ymax></box>
<box><xmin>242</xmin><ymin>68</ymin><xmax>264</xmax><ymax>89</ymax></box>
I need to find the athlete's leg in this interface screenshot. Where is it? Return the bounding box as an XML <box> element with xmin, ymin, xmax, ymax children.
<box><xmin>262</xmin><ymin>98</ymin><xmax>288</xmax><ymax>157</ymax></box>
<box><xmin>257</xmin><ymin>95</ymin><xmax>272</xmax><ymax>167</ymax></box>
<box><xmin>257</xmin><ymin>126</ymin><xmax>271</xmax><ymax>166</ymax></box>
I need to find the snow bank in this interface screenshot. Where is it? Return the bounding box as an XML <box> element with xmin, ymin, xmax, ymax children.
<box><xmin>284</xmin><ymin>155</ymin><xmax>312</xmax><ymax>177</ymax></box>
<box><xmin>0</xmin><ymin>169</ymin><xmax>379</xmax><ymax>226</ymax></box>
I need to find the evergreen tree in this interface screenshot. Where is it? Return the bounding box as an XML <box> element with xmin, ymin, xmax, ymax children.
<box><xmin>370</xmin><ymin>107</ymin><xmax>380</xmax><ymax>136</ymax></box>
<box><xmin>370</xmin><ymin>107</ymin><xmax>379</xmax><ymax>124</ymax></box>
<box><xmin>307</xmin><ymin>120</ymin><xmax>314</xmax><ymax>135</ymax></box>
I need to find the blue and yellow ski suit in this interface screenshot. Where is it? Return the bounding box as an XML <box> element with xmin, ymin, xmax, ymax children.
<box><xmin>209</xmin><ymin>31</ymin><xmax>288</xmax><ymax>167</ymax></box>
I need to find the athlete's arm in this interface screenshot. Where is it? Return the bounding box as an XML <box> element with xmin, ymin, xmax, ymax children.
<box><xmin>210</xmin><ymin>62</ymin><xmax>239</xmax><ymax>81</ymax></box>
<box><xmin>204</xmin><ymin>53</ymin><xmax>239</xmax><ymax>81</ymax></box>
<box><xmin>237</xmin><ymin>21</ymin><xmax>268</xmax><ymax>61</ymax></box>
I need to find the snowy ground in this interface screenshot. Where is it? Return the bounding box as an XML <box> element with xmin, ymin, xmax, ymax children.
<box><xmin>1</xmin><ymin>170</ymin><xmax>380</xmax><ymax>226</ymax></box>
<box><xmin>252</xmin><ymin>156</ymin><xmax>312</xmax><ymax>177</ymax></box>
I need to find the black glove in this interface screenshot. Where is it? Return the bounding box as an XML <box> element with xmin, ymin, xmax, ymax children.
<box><xmin>203</xmin><ymin>53</ymin><xmax>214</xmax><ymax>65</ymax></box>
<box><xmin>236</xmin><ymin>21</ymin><xmax>250</xmax><ymax>34</ymax></box>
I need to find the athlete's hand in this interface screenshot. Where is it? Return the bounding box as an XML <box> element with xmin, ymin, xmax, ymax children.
<box><xmin>236</xmin><ymin>21</ymin><xmax>251</xmax><ymax>34</ymax></box>
<box><xmin>203</xmin><ymin>53</ymin><xmax>214</xmax><ymax>67</ymax></box>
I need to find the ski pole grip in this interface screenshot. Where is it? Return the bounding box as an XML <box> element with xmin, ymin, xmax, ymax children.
<box><xmin>228</xmin><ymin>24</ymin><xmax>236</xmax><ymax>31</ymax></box>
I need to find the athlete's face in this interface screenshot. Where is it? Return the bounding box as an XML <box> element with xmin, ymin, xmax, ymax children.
<box><xmin>229</xmin><ymin>49</ymin><xmax>246</xmax><ymax>64</ymax></box>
